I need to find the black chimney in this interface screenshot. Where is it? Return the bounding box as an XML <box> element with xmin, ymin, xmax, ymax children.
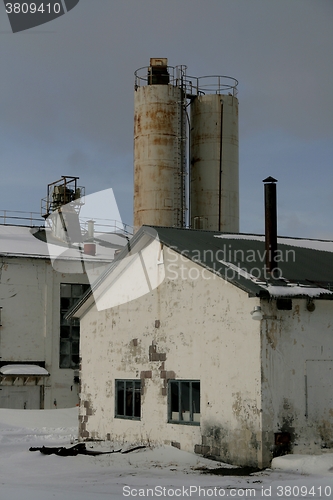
<box><xmin>263</xmin><ymin>176</ymin><xmax>278</xmax><ymax>277</ymax></box>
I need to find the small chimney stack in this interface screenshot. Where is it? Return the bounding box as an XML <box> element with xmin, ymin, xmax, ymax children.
<box><xmin>263</xmin><ymin>176</ymin><xmax>278</xmax><ymax>277</ymax></box>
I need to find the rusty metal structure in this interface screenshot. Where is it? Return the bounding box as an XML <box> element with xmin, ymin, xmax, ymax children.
<box><xmin>134</xmin><ymin>59</ymin><xmax>187</xmax><ymax>229</ymax></box>
<box><xmin>41</xmin><ymin>176</ymin><xmax>85</xmax><ymax>243</ymax></box>
<box><xmin>134</xmin><ymin>59</ymin><xmax>239</xmax><ymax>232</ymax></box>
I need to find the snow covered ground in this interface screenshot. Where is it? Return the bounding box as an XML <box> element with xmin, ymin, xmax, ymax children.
<box><xmin>0</xmin><ymin>407</ymin><xmax>332</xmax><ymax>500</ymax></box>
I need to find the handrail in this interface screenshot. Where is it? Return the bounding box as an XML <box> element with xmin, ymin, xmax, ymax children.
<box><xmin>0</xmin><ymin>210</ymin><xmax>43</xmax><ymax>226</ymax></box>
<box><xmin>134</xmin><ymin>65</ymin><xmax>238</xmax><ymax>97</ymax></box>
<box><xmin>0</xmin><ymin>210</ymin><xmax>133</xmax><ymax>235</ymax></box>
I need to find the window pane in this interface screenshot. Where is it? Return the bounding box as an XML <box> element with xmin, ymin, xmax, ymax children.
<box><xmin>170</xmin><ymin>381</ymin><xmax>179</xmax><ymax>420</ymax></box>
<box><xmin>134</xmin><ymin>381</ymin><xmax>141</xmax><ymax>418</ymax></box>
<box><xmin>180</xmin><ymin>382</ymin><xmax>190</xmax><ymax>421</ymax></box>
<box><xmin>192</xmin><ymin>382</ymin><xmax>200</xmax><ymax>413</ymax></box>
<box><xmin>60</xmin><ymin>340</ymin><xmax>70</xmax><ymax>354</ymax></box>
<box><xmin>116</xmin><ymin>381</ymin><xmax>124</xmax><ymax>416</ymax></box>
<box><xmin>60</xmin><ymin>326</ymin><xmax>70</xmax><ymax>339</ymax></box>
<box><xmin>125</xmin><ymin>382</ymin><xmax>133</xmax><ymax>417</ymax></box>
<box><xmin>60</xmin><ymin>354</ymin><xmax>70</xmax><ymax>368</ymax></box>
<box><xmin>72</xmin><ymin>284</ymin><xmax>84</xmax><ymax>297</ymax></box>
<box><xmin>72</xmin><ymin>341</ymin><xmax>79</xmax><ymax>355</ymax></box>
<box><xmin>61</xmin><ymin>297</ymin><xmax>71</xmax><ymax>310</ymax></box>
<box><xmin>71</xmin><ymin>354</ymin><xmax>80</xmax><ymax>368</ymax></box>
<box><xmin>72</xmin><ymin>326</ymin><xmax>80</xmax><ymax>339</ymax></box>
<box><xmin>60</xmin><ymin>284</ymin><xmax>72</xmax><ymax>297</ymax></box>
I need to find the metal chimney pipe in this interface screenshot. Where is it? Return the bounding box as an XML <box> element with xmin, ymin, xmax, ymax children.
<box><xmin>263</xmin><ymin>176</ymin><xmax>278</xmax><ymax>276</ymax></box>
<box><xmin>87</xmin><ymin>219</ymin><xmax>95</xmax><ymax>239</ymax></box>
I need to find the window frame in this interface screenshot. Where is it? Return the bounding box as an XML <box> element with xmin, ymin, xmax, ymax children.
<box><xmin>115</xmin><ymin>379</ymin><xmax>141</xmax><ymax>420</ymax></box>
<box><xmin>59</xmin><ymin>283</ymin><xmax>89</xmax><ymax>369</ymax></box>
<box><xmin>168</xmin><ymin>380</ymin><xmax>200</xmax><ymax>425</ymax></box>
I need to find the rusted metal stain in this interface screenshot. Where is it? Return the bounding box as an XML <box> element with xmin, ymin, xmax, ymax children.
<box><xmin>134</xmin><ymin>85</ymin><xmax>183</xmax><ymax>229</ymax></box>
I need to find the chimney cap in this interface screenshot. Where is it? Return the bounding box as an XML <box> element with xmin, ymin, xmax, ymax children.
<box><xmin>263</xmin><ymin>176</ymin><xmax>278</xmax><ymax>183</ymax></box>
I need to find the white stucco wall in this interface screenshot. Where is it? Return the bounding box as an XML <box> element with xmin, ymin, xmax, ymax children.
<box><xmin>0</xmin><ymin>256</ymin><xmax>89</xmax><ymax>409</ymax></box>
<box><xmin>260</xmin><ymin>298</ymin><xmax>333</xmax><ymax>459</ymax></box>
<box><xmin>79</xmin><ymin>245</ymin><xmax>263</xmax><ymax>466</ymax></box>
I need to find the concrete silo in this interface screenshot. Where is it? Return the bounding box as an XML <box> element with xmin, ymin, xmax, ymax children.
<box><xmin>133</xmin><ymin>60</ymin><xmax>239</xmax><ymax>233</ymax></box>
<box><xmin>190</xmin><ymin>77</ymin><xmax>239</xmax><ymax>232</ymax></box>
<box><xmin>133</xmin><ymin>59</ymin><xmax>187</xmax><ymax>229</ymax></box>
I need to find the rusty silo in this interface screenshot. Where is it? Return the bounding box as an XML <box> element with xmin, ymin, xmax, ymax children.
<box><xmin>190</xmin><ymin>77</ymin><xmax>239</xmax><ymax>232</ymax></box>
<box><xmin>134</xmin><ymin>58</ymin><xmax>187</xmax><ymax>230</ymax></box>
<box><xmin>133</xmin><ymin>60</ymin><xmax>239</xmax><ymax>233</ymax></box>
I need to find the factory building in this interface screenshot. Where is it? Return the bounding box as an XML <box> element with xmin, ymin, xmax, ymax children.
<box><xmin>0</xmin><ymin>177</ymin><xmax>127</xmax><ymax>409</ymax></box>
<box><xmin>72</xmin><ymin>60</ymin><xmax>333</xmax><ymax>467</ymax></box>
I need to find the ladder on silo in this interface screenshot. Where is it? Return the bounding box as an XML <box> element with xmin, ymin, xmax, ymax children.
<box><xmin>174</xmin><ymin>67</ymin><xmax>187</xmax><ymax>228</ymax></box>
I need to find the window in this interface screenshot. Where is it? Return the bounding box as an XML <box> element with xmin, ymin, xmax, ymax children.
<box><xmin>115</xmin><ymin>380</ymin><xmax>141</xmax><ymax>420</ymax></box>
<box><xmin>60</xmin><ymin>283</ymin><xmax>89</xmax><ymax>369</ymax></box>
<box><xmin>168</xmin><ymin>380</ymin><xmax>200</xmax><ymax>424</ymax></box>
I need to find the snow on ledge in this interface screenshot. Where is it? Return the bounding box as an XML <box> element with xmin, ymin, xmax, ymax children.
<box><xmin>266</xmin><ymin>285</ymin><xmax>333</xmax><ymax>297</ymax></box>
<box><xmin>0</xmin><ymin>364</ymin><xmax>49</xmax><ymax>376</ymax></box>
<box><xmin>214</xmin><ymin>234</ymin><xmax>333</xmax><ymax>252</ymax></box>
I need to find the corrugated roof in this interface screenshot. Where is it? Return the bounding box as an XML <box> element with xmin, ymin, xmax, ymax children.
<box><xmin>69</xmin><ymin>226</ymin><xmax>333</xmax><ymax>318</ymax></box>
<box><xmin>150</xmin><ymin>226</ymin><xmax>333</xmax><ymax>298</ymax></box>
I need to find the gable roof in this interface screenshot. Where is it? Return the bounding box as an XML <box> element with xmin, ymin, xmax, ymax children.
<box><xmin>149</xmin><ymin>226</ymin><xmax>333</xmax><ymax>299</ymax></box>
<box><xmin>69</xmin><ymin>226</ymin><xmax>333</xmax><ymax>318</ymax></box>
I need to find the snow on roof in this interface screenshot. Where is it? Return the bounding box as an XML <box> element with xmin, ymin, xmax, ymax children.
<box><xmin>266</xmin><ymin>285</ymin><xmax>333</xmax><ymax>298</ymax></box>
<box><xmin>0</xmin><ymin>225</ymin><xmax>126</xmax><ymax>261</ymax></box>
<box><xmin>0</xmin><ymin>225</ymin><xmax>49</xmax><ymax>258</ymax></box>
<box><xmin>214</xmin><ymin>233</ymin><xmax>333</xmax><ymax>252</ymax></box>
<box><xmin>0</xmin><ymin>364</ymin><xmax>49</xmax><ymax>376</ymax></box>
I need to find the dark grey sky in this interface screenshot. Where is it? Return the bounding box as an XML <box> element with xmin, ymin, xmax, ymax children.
<box><xmin>1</xmin><ymin>0</ymin><xmax>332</xmax><ymax>237</ymax></box>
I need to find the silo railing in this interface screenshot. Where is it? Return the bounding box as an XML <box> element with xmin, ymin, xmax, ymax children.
<box><xmin>134</xmin><ymin>66</ymin><xmax>238</xmax><ymax>97</ymax></box>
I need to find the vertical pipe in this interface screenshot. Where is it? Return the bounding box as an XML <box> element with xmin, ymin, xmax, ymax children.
<box><xmin>218</xmin><ymin>101</ymin><xmax>224</xmax><ymax>230</ymax></box>
<box><xmin>263</xmin><ymin>177</ymin><xmax>278</xmax><ymax>275</ymax></box>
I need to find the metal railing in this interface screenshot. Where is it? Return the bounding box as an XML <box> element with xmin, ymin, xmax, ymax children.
<box><xmin>0</xmin><ymin>210</ymin><xmax>133</xmax><ymax>236</ymax></box>
<box><xmin>0</xmin><ymin>210</ymin><xmax>44</xmax><ymax>226</ymax></box>
<box><xmin>134</xmin><ymin>65</ymin><xmax>238</xmax><ymax>97</ymax></box>
<box><xmin>80</xmin><ymin>218</ymin><xmax>133</xmax><ymax>236</ymax></box>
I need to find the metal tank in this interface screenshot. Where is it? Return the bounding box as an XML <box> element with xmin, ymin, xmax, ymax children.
<box><xmin>190</xmin><ymin>77</ymin><xmax>239</xmax><ymax>232</ymax></box>
<box><xmin>133</xmin><ymin>59</ymin><xmax>187</xmax><ymax>230</ymax></box>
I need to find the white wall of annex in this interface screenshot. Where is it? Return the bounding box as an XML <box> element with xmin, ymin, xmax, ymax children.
<box><xmin>79</xmin><ymin>246</ymin><xmax>263</xmax><ymax>466</ymax></box>
<box><xmin>260</xmin><ymin>298</ymin><xmax>333</xmax><ymax>458</ymax></box>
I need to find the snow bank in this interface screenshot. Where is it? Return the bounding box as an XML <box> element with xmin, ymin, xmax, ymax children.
<box><xmin>272</xmin><ymin>453</ymin><xmax>333</xmax><ymax>475</ymax></box>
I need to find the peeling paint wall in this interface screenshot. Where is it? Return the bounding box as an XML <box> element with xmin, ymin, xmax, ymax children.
<box><xmin>260</xmin><ymin>299</ymin><xmax>333</xmax><ymax>461</ymax></box>
<box><xmin>79</xmin><ymin>247</ymin><xmax>263</xmax><ymax>466</ymax></box>
<box><xmin>0</xmin><ymin>256</ymin><xmax>89</xmax><ymax>408</ymax></box>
